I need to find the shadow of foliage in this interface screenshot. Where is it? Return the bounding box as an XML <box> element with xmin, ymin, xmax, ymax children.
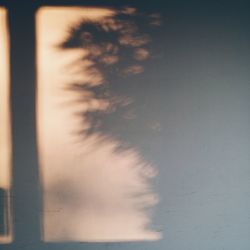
<box><xmin>60</xmin><ymin>6</ymin><xmax>163</xmax><ymax>157</ymax></box>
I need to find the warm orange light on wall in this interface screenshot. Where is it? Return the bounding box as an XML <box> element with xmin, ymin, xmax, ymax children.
<box><xmin>0</xmin><ymin>7</ymin><xmax>13</xmax><ymax>244</ymax></box>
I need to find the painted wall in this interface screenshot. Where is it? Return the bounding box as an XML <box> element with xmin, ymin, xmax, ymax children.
<box><xmin>1</xmin><ymin>1</ymin><xmax>250</xmax><ymax>250</ymax></box>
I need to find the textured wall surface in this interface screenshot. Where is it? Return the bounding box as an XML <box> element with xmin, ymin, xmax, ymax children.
<box><xmin>1</xmin><ymin>1</ymin><xmax>250</xmax><ymax>250</ymax></box>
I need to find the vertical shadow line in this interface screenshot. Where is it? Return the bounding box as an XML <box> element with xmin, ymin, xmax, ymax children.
<box><xmin>9</xmin><ymin>2</ymin><xmax>42</xmax><ymax>244</ymax></box>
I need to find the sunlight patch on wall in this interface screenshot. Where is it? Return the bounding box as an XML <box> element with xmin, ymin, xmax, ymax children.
<box><xmin>0</xmin><ymin>7</ymin><xmax>13</xmax><ymax>244</ymax></box>
<box><xmin>36</xmin><ymin>7</ymin><xmax>161</xmax><ymax>242</ymax></box>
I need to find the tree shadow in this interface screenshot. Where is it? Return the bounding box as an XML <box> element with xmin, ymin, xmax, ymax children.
<box><xmin>39</xmin><ymin>6</ymin><xmax>163</xmax><ymax>242</ymax></box>
<box><xmin>60</xmin><ymin>7</ymin><xmax>163</xmax><ymax>160</ymax></box>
